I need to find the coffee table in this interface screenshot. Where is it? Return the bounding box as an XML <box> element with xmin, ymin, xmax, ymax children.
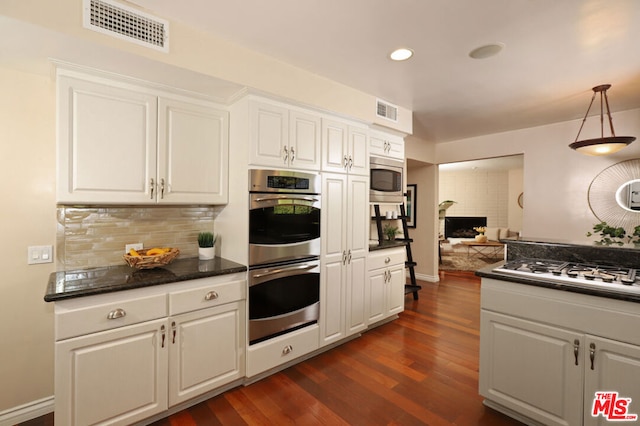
<box><xmin>460</xmin><ymin>241</ymin><xmax>504</xmax><ymax>260</ymax></box>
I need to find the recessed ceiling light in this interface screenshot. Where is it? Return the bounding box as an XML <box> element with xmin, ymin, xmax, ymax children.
<box><xmin>468</xmin><ymin>43</ymin><xmax>505</xmax><ymax>59</ymax></box>
<box><xmin>390</xmin><ymin>48</ymin><xmax>414</xmax><ymax>61</ymax></box>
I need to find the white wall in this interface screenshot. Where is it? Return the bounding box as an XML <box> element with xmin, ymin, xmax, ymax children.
<box><xmin>439</xmin><ymin>169</ymin><xmax>511</xmax><ymax>228</ymax></box>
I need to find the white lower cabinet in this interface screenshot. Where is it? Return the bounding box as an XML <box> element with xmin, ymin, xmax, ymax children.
<box><xmin>246</xmin><ymin>324</ymin><xmax>320</xmax><ymax>378</ymax></box>
<box><xmin>480</xmin><ymin>311</ymin><xmax>583</xmax><ymax>426</ymax></box>
<box><xmin>168</xmin><ymin>301</ymin><xmax>245</xmax><ymax>406</ymax></box>
<box><xmin>55</xmin><ymin>318</ymin><xmax>169</xmax><ymax>426</ymax></box>
<box><xmin>54</xmin><ymin>274</ymin><xmax>246</xmax><ymax>426</ymax></box>
<box><xmin>480</xmin><ymin>278</ymin><xmax>640</xmax><ymax>426</ymax></box>
<box><xmin>367</xmin><ymin>248</ymin><xmax>405</xmax><ymax>324</ymax></box>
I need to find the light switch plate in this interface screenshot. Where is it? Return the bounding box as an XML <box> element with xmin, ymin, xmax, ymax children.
<box><xmin>28</xmin><ymin>245</ymin><xmax>53</xmax><ymax>265</ymax></box>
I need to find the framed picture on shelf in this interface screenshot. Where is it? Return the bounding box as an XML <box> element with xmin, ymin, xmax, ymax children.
<box><xmin>406</xmin><ymin>184</ymin><xmax>417</xmax><ymax>228</ymax></box>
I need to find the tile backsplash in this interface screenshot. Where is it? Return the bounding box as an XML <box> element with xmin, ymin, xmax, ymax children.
<box><xmin>57</xmin><ymin>205</ymin><xmax>223</xmax><ymax>270</ymax></box>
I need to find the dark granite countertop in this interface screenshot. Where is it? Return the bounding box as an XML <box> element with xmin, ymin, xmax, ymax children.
<box><xmin>45</xmin><ymin>256</ymin><xmax>247</xmax><ymax>302</ymax></box>
<box><xmin>476</xmin><ymin>262</ymin><xmax>640</xmax><ymax>304</ymax></box>
<box><xmin>369</xmin><ymin>240</ymin><xmax>407</xmax><ymax>251</ymax></box>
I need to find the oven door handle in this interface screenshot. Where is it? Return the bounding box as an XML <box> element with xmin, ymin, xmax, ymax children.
<box><xmin>252</xmin><ymin>263</ymin><xmax>317</xmax><ymax>279</ymax></box>
<box><xmin>254</xmin><ymin>196</ymin><xmax>319</xmax><ymax>203</ymax></box>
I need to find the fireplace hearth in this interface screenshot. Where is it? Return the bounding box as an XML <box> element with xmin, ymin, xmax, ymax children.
<box><xmin>445</xmin><ymin>216</ymin><xmax>487</xmax><ymax>238</ymax></box>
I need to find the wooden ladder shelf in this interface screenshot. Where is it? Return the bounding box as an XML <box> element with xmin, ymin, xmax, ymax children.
<box><xmin>373</xmin><ymin>203</ymin><xmax>421</xmax><ymax>300</ymax></box>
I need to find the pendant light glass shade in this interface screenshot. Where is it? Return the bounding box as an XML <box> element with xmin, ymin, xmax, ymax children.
<box><xmin>569</xmin><ymin>84</ymin><xmax>635</xmax><ymax>156</ymax></box>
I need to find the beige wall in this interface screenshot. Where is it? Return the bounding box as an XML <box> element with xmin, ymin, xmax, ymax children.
<box><xmin>0</xmin><ymin>66</ymin><xmax>56</xmax><ymax>411</ymax></box>
<box><xmin>406</xmin><ymin>163</ymin><xmax>439</xmax><ymax>282</ymax></box>
<box><xmin>0</xmin><ymin>2</ymin><xmax>416</xmax><ymax>414</ymax></box>
<box><xmin>435</xmin><ymin>108</ymin><xmax>640</xmax><ymax>243</ymax></box>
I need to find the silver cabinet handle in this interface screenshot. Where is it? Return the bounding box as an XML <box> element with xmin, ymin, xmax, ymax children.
<box><xmin>205</xmin><ymin>290</ymin><xmax>219</xmax><ymax>301</ymax></box>
<box><xmin>171</xmin><ymin>321</ymin><xmax>177</xmax><ymax>344</ymax></box>
<box><xmin>590</xmin><ymin>342</ymin><xmax>596</xmax><ymax>370</ymax></box>
<box><xmin>290</xmin><ymin>146</ymin><xmax>295</xmax><ymax>163</ymax></box>
<box><xmin>342</xmin><ymin>250</ymin><xmax>347</xmax><ymax>265</ymax></box>
<box><xmin>107</xmin><ymin>308</ymin><xmax>126</xmax><ymax>320</ymax></box>
<box><xmin>343</xmin><ymin>155</ymin><xmax>349</xmax><ymax>169</ymax></box>
<box><xmin>283</xmin><ymin>146</ymin><xmax>289</xmax><ymax>163</ymax></box>
<box><xmin>347</xmin><ymin>249</ymin><xmax>352</xmax><ymax>264</ymax></box>
<box><xmin>282</xmin><ymin>344</ymin><xmax>293</xmax><ymax>355</ymax></box>
<box><xmin>161</xmin><ymin>324</ymin><xmax>166</xmax><ymax>348</ymax></box>
<box><xmin>348</xmin><ymin>156</ymin><xmax>353</xmax><ymax>170</ymax></box>
<box><xmin>150</xmin><ymin>178</ymin><xmax>155</xmax><ymax>199</ymax></box>
<box><xmin>160</xmin><ymin>178</ymin><xmax>165</xmax><ymax>199</ymax></box>
<box><xmin>573</xmin><ymin>339</ymin><xmax>580</xmax><ymax>366</ymax></box>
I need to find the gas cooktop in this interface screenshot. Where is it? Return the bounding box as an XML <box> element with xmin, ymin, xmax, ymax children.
<box><xmin>493</xmin><ymin>258</ymin><xmax>640</xmax><ymax>297</ymax></box>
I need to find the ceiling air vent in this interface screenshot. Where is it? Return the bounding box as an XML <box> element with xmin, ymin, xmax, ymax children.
<box><xmin>376</xmin><ymin>99</ymin><xmax>398</xmax><ymax>122</ymax></box>
<box><xmin>83</xmin><ymin>0</ymin><xmax>169</xmax><ymax>52</ymax></box>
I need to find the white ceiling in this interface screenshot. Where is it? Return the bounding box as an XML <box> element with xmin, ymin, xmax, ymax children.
<box><xmin>125</xmin><ymin>0</ymin><xmax>640</xmax><ymax>143</ymax></box>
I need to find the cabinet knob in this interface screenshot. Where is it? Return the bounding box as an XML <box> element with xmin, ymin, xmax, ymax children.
<box><xmin>205</xmin><ymin>290</ymin><xmax>219</xmax><ymax>301</ymax></box>
<box><xmin>282</xmin><ymin>344</ymin><xmax>293</xmax><ymax>355</ymax></box>
<box><xmin>385</xmin><ymin>257</ymin><xmax>391</xmax><ymax>264</ymax></box>
<box><xmin>107</xmin><ymin>308</ymin><xmax>126</xmax><ymax>320</ymax></box>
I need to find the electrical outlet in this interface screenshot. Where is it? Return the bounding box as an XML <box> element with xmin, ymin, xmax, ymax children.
<box><xmin>28</xmin><ymin>245</ymin><xmax>53</xmax><ymax>265</ymax></box>
<box><xmin>125</xmin><ymin>243</ymin><xmax>143</xmax><ymax>253</ymax></box>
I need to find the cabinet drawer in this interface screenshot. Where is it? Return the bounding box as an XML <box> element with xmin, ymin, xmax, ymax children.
<box><xmin>246</xmin><ymin>324</ymin><xmax>319</xmax><ymax>377</ymax></box>
<box><xmin>55</xmin><ymin>292</ymin><xmax>167</xmax><ymax>341</ymax></box>
<box><xmin>368</xmin><ymin>248</ymin><xmax>405</xmax><ymax>271</ymax></box>
<box><xmin>169</xmin><ymin>277</ymin><xmax>246</xmax><ymax>316</ymax></box>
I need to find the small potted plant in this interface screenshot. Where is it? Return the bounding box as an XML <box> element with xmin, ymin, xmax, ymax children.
<box><xmin>474</xmin><ymin>226</ymin><xmax>487</xmax><ymax>243</ymax></box>
<box><xmin>197</xmin><ymin>232</ymin><xmax>216</xmax><ymax>260</ymax></box>
<box><xmin>383</xmin><ymin>223</ymin><xmax>399</xmax><ymax>241</ymax></box>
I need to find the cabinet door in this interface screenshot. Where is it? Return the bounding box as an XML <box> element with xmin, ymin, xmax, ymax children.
<box><xmin>347</xmin><ymin>175</ymin><xmax>369</xmax><ymax>258</ymax></box>
<box><xmin>367</xmin><ymin>268</ymin><xmax>386</xmax><ymax>324</ymax></box>
<box><xmin>320</xmin><ymin>174</ymin><xmax>347</xmax><ymax>345</ymax></box>
<box><xmin>583</xmin><ymin>335</ymin><xmax>640</xmax><ymax>426</ymax></box>
<box><xmin>479</xmin><ymin>311</ymin><xmax>583</xmax><ymax>426</ymax></box>
<box><xmin>369</xmin><ymin>132</ymin><xmax>404</xmax><ymax>160</ymax></box>
<box><xmin>249</xmin><ymin>101</ymin><xmax>289</xmax><ymax>168</ymax></box>
<box><xmin>55</xmin><ymin>319</ymin><xmax>168</xmax><ymax>426</ymax></box>
<box><xmin>169</xmin><ymin>302</ymin><xmax>245</xmax><ymax>406</ymax></box>
<box><xmin>322</xmin><ymin>119</ymin><xmax>349</xmax><ymax>173</ymax></box>
<box><xmin>386</xmin><ymin>265</ymin><xmax>405</xmax><ymax>316</ymax></box>
<box><xmin>57</xmin><ymin>75</ymin><xmax>157</xmax><ymax>204</ymax></box>
<box><xmin>289</xmin><ymin>110</ymin><xmax>321</xmax><ymax>170</ymax></box>
<box><xmin>158</xmin><ymin>97</ymin><xmax>229</xmax><ymax>204</ymax></box>
<box><xmin>346</xmin><ymin>255</ymin><xmax>367</xmax><ymax>336</ymax></box>
<box><xmin>348</xmin><ymin>127</ymin><xmax>369</xmax><ymax>176</ymax></box>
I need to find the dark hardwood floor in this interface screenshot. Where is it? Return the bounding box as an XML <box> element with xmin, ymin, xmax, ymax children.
<box><xmin>21</xmin><ymin>271</ymin><xmax>524</xmax><ymax>426</ymax></box>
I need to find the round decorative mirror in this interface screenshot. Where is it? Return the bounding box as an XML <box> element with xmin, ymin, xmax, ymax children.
<box><xmin>588</xmin><ymin>159</ymin><xmax>640</xmax><ymax>230</ymax></box>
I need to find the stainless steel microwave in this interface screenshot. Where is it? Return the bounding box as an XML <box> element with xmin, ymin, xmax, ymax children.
<box><xmin>370</xmin><ymin>156</ymin><xmax>404</xmax><ymax>203</ymax></box>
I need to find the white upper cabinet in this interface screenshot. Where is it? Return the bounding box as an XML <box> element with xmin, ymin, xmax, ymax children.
<box><xmin>321</xmin><ymin>119</ymin><xmax>368</xmax><ymax>175</ymax></box>
<box><xmin>249</xmin><ymin>100</ymin><xmax>321</xmax><ymax>170</ymax></box>
<box><xmin>158</xmin><ymin>97</ymin><xmax>229</xmax><ymax>204</ymax></box>
<box><xmin>56</xmin><ymin>70</ymin><xmax>229</xmax><ymax>205</ymax></box>
<box><xmin>370</xmin><ymin>131</ymin><xmax>404</xmax><ymax>160</ymax></box>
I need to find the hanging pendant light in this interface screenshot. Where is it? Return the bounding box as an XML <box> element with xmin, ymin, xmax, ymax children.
<box><xmin>569</xmin><ymin>84</ymin><xmax>635</xmax><ymax>156</ymax></box>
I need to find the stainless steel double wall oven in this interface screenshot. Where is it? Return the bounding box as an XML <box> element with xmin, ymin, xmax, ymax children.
<box><xmin>248</xmin><ymin>169</ymin><xmax>321</xmax><ymax>345</ymax></box>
